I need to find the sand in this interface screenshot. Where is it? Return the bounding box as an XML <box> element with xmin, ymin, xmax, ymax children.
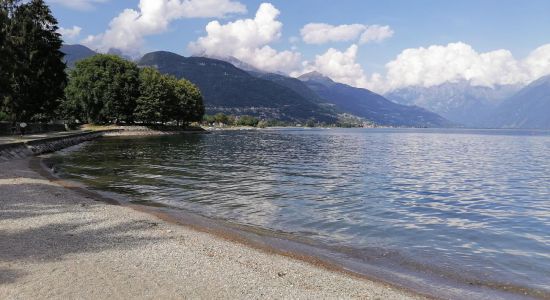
<box><xmin>0</xmin><ymin>158</ymin><xmax>424</xmax><ymax>299</ymax></box>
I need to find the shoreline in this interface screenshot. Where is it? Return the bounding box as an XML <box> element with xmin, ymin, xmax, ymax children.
<box><xmin>0</xmin><ymin>156</ymin><xmax>425</xmax><ymax>299</ymax></box>
<box><xmin>38</xmin><ymin>152</ymin><xmax>547</xmax><ymax>300</ymax></box>
<box><xmin>2</xmin><ymin>131</ymin><xmax>546</xmax><ymax>299</ymax></box>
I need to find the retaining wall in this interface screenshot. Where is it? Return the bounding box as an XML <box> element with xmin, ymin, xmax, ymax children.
<box><xmin>0</xmin><ymin>131</ymin><xmax>109</xmax><ymax>162</ymax></box>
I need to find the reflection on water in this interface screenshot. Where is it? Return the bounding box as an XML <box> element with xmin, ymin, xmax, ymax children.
<box><xmin>51</xmin><ymin>128</ymin><xmax>550</xmax><ymax>295</ymax></box>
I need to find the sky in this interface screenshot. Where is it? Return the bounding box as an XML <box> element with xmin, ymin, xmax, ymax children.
<box><xmin>48</xmin><ymin>0</ymin><xmax>550</xmax><ymax>93</ymax></box>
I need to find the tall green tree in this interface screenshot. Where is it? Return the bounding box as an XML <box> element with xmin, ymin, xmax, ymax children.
<box><xmin>1</xmin><ymin>0</ymin><xmax>20</xmax><ymax>119</ymax></box>
<box><xmin>64</xmin><ymin>54</ymin><xmax>139</xmax><ymax>123</ymax></box>
<box><xmin>171</xmin><ymin>78</ymin><xmax>204</xmax><ymax>125</ymax></box>
<box><xmin>2</xmin><ymin>0</ymin><xmax>66</xmax><ymax>122</ymax></box>
<box><xmin>135</xmin><ymin>67</ymin><xmax>176</xmax><ymax>124</ymax></box>
<box><xmin>0</xmin><ymin>2</ymin><xmax>10</xmax><ymax>108</ymax></box>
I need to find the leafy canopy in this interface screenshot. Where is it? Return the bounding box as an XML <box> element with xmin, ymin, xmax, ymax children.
<box><xmin>64</xmin><ymin>56</ymin><xmax>204</xmax><ymax>125</ymax></box>
<box><xmin>0</xmin><ymin>0</ymin><xmax>67</xmax><ymax>122</ymax></box>
<box><xmin>64</xmin><ymin>54</ymin><xmax>139</xmax><ymax>123</ymax></box>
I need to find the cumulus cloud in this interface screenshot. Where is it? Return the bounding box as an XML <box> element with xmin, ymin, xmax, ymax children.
<box><xmin>359</xmin><ymin>25</ymin><xmax>394</xmax><ymax>44</ymax></box>
<box><xmin>375</xmin><ymin>42</ymin><xmax>550</xmax><ymax>92</ymax></box>
<box><xmin>301</xmin><ymin>23</ymin><xmax>366</xmax><ymax>44</ymax></box>
<box><xmin>189</xmin><ymin>3</ymin><xmax>302</xmax><ymax>73</ymax></box>
<box><xmin>297</xmin><ymin>44</ymin><xmax>373</xmax><ymax>88</ymax></box>
<box><xmin>58</xmin><ymin>26</ymin><xmax>82</xmax><ymax>40</ymax></box>
<box><xmin>48</xmin><ymin>0</ymin><xmax>108</xmax><ymax>11</ymax></box>
<box><xmin>294</xmin><ymin>41</ymin><xmax>550</xmax><ymax>94</ymax></box>
<box><xmin>83</xmin><ymin>0</ymin><xmax>246</xmax><ymax>56</ymax></box>
<box><xmin>300</xmin><ymin>23</ymin><xmax>393</xmax><ymax>45</ymax></box>
<box><xmin>523</xmin><ymin>44</ymin><xmax>550</xmax><ymax>80</ymax></box>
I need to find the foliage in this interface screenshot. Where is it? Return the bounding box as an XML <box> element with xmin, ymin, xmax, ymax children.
<box><xmin>64</xmin><ymin>54</ymin><xmax>139</xmax><ymax>124</ymax></box>
<box><xmin>213</xmin><ymin>112</ymin><xmax>228</xmax><ymax>124</ymax></box>
<box><xmin>64</xmin><ymin>60</ymin><xmax>204</xmax><ymax>125</ymax></box>
<box><xmin>305</xmin><ymin>118</ymin><xmax>316</xmax><ymax>128</ymax></box>
<box><xmin>134</xmin><ymin>68</ymin><xmax>205</xmax><ymax>125</ymax></box>
<box><xmin>236</xmin><ymin>115</ymin><xmax>259</xmax><ymax>127</ymax></box>
<box><xmin>202</xmin><ymin>113</ymin><xmax>262</xmax><ymax>127</ymax></box>
<box><xmin>0</xmin><ymin>3</ymin><xmax>10</xmax><ymax>106</ymax></box>
<box><xmin>0</xmin><ymin>0</ymin><xmax>67</xmax><ymax>122</ymax></box>
<box><xmin>170</xmin><ymin>77</ymin><xmax>204</xmax><ymax>125</ymax></box>
<box><xmin>134</xmin><ymin>67</ymin><xmax>175</xmax><ymax>124</ymax></box>
<box><xmin>0</xmin><ymin>1</ymin><xmax>204</xmax><ymax>126</ymax></box>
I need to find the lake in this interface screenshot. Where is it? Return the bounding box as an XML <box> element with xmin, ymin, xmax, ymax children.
<box><xmin>49</xmin><ymin>128</ymin><xmax>550</xmax><ymax>298</ymax></box>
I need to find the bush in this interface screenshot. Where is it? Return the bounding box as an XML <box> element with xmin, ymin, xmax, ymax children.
<box><xmin>236</xmin><ymin>115</ymin><xmax>259</xmax><ymax>127</ymax></box>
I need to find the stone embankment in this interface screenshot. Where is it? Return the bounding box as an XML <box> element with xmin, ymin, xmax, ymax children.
<box><xmin>0</xmin><ymin>131</ymin><xmax>110</xmax><ymax>162</ymax></box>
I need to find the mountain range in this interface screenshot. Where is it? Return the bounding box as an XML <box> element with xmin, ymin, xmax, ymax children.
<box><xmin>297</xmin><ymin>72</ymin><xmax>453</xmax><ymax>127</ymax></box>
<box><xmin>60</xmin><ymin>44</ymin><xmax>550</xmax><ymax>128</ymax></box>
<box><xmin>486</xmin><ymin>75</ymin><xmax>550</xmax><ymax>128</ymax></box>
<box><xmin>60</xmin><ymin>44</ymin><xmax>97</xmax><ymax>68</ymax></box>
<box><xmin>137</xmin><ymin>51</ymin><xmax>337</xmax><ymax>122</ymax></box>
<box><xmin>385</xmin><ymin>79</ymin><xmax>550</xmax><ymax>129</ymax></box>
<box><xmin>385</xmin><ymin>81</ymin><xmax>520</xmax><ymax>127</ymax></box>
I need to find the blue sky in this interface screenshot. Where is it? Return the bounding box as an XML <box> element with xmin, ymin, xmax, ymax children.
<box><xmin>48</xmin><ymin>0</ymin><xmax>550</xmax><ymax>92</ymax></box>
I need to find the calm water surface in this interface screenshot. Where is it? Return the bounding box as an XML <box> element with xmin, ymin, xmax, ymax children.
<box><xmin>51</xmin><ymin>128</ymin><xmax>550</xmax><ymax>296</ymax></box>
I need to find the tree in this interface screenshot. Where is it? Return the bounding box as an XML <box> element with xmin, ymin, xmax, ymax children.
<box><xmin>170</xmin><ymin>78</ymin><xmax>204</xmax><ymax>125</ymax></box>
<box><xmin>64</xmin><ymin>54</ymin><xmax>139</xmax><ymax>123</ymax></box>
<box><xmin>134</xmin><ymin>67</ymin><xmax>176</xmax><ymax>124</ymax></box>
<box><xmin>236</xmin><ymin>115</ymin><xmax>259</xmax><ymax>127</ymax></box>
<box><xmin>305</xmin><ymin>118</ymin><xmax>316</xmax><ymax>128</ymax></box>
<box><xmin>213</xmin><ymin>112</ymin><xmax>228</xmax><ymax>125</ymax></box>
<box><xmin>2</xmin><ymin>0</ymin><xmax>66</xmax><ymax>122</ymax></box>
<box><xmin>0</xmin><ymin>3</ymin><xmax>10</xmax><ymax>109</ymax></box>
<box><xmin>203</xmin><ymin>114</ymin><xmax>216</xmax><ymax>124</ymax></box>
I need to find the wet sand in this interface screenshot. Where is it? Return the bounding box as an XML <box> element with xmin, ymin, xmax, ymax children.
<box><xmin>0</xmin><ymin>158</ymin><xmax>424</xmax><ymax>299</ymax></box>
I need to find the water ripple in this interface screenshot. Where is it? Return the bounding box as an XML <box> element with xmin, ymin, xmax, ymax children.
<box><xmin>52</xmin><ymin>128</ymin><xmax>550</xmax><ymax>294</ymax></box>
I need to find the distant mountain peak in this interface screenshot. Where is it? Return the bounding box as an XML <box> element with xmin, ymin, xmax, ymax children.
<box><xmin>525</xmin><ymin>74</ymin><xmax>550</xmax><ymax>89</ymax></box>
<box><xmin>61</xmin><ymin>44</ymin><xmax>97</xmax><ymax>68</ymax></box>
<box><xmin>298</xmin><ymin>71</ymin><xmax>335</xmax><ymax>85</ymax></box>
<box><xmin>200</xmin><ymin>55</ymin><xmax>264</xmax><ymax>74</ymax></box>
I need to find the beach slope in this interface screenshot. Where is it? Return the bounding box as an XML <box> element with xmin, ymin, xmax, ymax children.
<box><xmin>0</xmin><ymin>158</ymin><xmax>422</xmax><ymax>299</ymax></box>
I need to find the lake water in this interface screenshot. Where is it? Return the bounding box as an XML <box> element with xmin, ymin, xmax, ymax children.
<box><xmin>50</xmin><ymin>128</ymin><xmax>550</xmax><ymax>298</ymax></box>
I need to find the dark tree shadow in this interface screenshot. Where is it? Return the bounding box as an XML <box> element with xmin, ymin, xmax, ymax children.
<box><xmin>0</xmin><ymin>181</ymin><xmax>172</xmax><ymax>286</ymax></box>
<box><xmin>0</xmin><ymin>268</ymin><xmax>27</xmax><ymax>285</ymax></box>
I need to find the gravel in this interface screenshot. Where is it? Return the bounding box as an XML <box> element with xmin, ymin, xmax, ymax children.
<box><xmin>0</xmin><ymin>158</ymin><xmax>424</xmax><ymax>299</ymax></box>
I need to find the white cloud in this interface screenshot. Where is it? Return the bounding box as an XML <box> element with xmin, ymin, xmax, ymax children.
<box><xmin>83</xmin><ymin>0</ymin><xmax>246</xmax><ymax>56</ymax></box>
<box><xmin>48</xmin><ymin>0</ymin><xmax>108</xmax><ymax>11</ymax></box>
<box><xmin>58</xmin><ymin>26</ymin><xmax>82</xmax><ymax>40</ymax></box>
<box><xmin>294</xmin><ymin>41</ymin><xmax>550</xmax><ymax>94</ymax></box>
<box><xmin>375</xmin><ymin>42</ymin><xmax>550</xmax><ymax>92</ymax></box>
<box><xmin>189</xmin><ymin>3</ymin><xmax>302</xmax><ymax>73</ymax></box>
<box><xmin>301</xmin><ymin>23</ymin><xmax>366</xmax><ymax>44</ymax></box>
<box><xmin>359</xmin><ymin>25</ymin><xmax>394</xmax><ymax>44</ymax></box>
<box><xmin>523</xmin><ymin>44</ymin><xmax>550</xmax><ymax>80</ymax></box>
<box><xmin>300</xmin><ymin>23</ymin><xmax>393</xmax><ymax>45</ymax></box>
<box><xmin>297</xmin><ymin>44</ymin><xmax>372</xmax><ymax>88</ymax></box>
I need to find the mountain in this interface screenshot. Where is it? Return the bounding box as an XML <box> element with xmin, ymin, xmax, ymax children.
<box><xmin>487</xmin><ymin>75</ymin><xmax>550</xmax><ymax>129</ymax></box>
<box><xmin>138</xmin><ymin>51</ymin><xmax>337</xmax><ymax>122</ymax></box>
<box><xmin>204</xmin><ymin>55</ymin><xmax>265</xmax><ymax>74</ymax></box>
<box><xmin>298</xmin><ymin>72</ymin><xmax>453</xmax><ymax>127</ymax></box>
<box><xmin>61</xmin><ymin>44</ymin><xmax>96</xmax><ymax>68</ymax></box>
<box><xmin>254</xmin><ymin>72</ymin><xmax>326</xmax><ymax>104</ymax></box>
<box><xmin>385</xmin><ymin>81</ymin><xmax>520</xmax><ymax>127</ymax></box>
<box><xmin>107</xmin><ymin>48</ymin><xmax>133</xmax><ymax>61</ymax></box>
